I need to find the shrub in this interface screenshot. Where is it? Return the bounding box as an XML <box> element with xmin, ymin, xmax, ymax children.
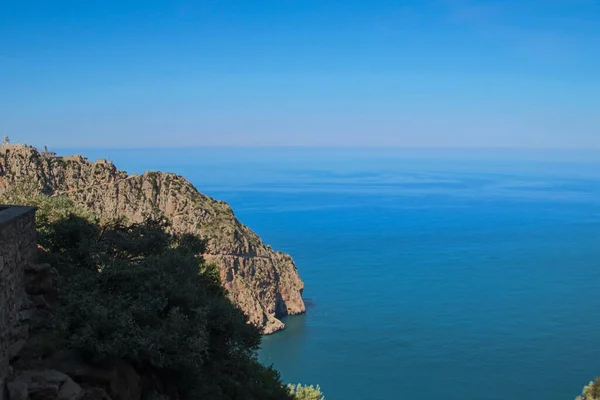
<box><xmin>3</xmin><ymin>190</ymin><xmax>293</xmax><ymax>399</ymax></box>
<box><xmin>288</xmin><ymin>384</ymin><xmax>325</xmax><ymax>400</ymax></box>
<box><xmin>2</xmin><ymin>189</ymin><xmax>322</xmax><ymax>399</ymax></box>
<box><xmin>578</xmin><ymin>377</ymin><xmax>600</xmax><ymax>400</ymax></box>
<box><xmin>48</xmin><ymin>216</ymin><xmax>289</xmax><ymax>399</ymax></box>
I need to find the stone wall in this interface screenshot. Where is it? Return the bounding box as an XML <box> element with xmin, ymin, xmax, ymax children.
<box><xmin>0</xmin><ymin>206</ymin><xmax>36</xmax><ymax>400</ymax></box>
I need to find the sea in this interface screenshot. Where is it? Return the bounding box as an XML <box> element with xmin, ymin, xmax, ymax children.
<box><xmin>61</xmin><ymin>147</ymin><xmax>600</xmax><ymax>400</ymax></box>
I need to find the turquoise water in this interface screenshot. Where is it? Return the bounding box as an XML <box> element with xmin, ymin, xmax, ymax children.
<box><xmin>64</xmin><ymin>148</ymin><xmax>600</xmax><ymax>400</ymax></box>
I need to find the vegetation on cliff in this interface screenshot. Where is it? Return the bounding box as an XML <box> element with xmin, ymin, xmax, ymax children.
<box><xmin>1</xmin><ymin>186</ymin><xmax>323</xmax><ymax>399</ymax></box>
<box><xmin>287</xmin><ymin>384</ymin><xmax>325</xmax><ymax>400</ymax></box>
<box><xmin>0</xmin><ymin>146</ymin><xmax>305</xmax><ymax>334</ymax></box>
<box><xmin>575</xmin><ymin>377</ymin><xmax>600</xmax><ymax>400</ymax></box>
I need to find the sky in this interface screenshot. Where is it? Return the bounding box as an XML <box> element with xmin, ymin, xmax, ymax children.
<box><xmin>1</xmin><ymin>0</ymin><xmax>599</xmax><ymax>149</ymax></box>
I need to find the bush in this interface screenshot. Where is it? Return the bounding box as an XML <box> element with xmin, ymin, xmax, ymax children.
<box><xmin>0</xmin><ymin>181</ymin><xmax>94</xmax><ymax>249</ymax></box>
<box><xmin>2</xmin><ymin>189</ymin><xmax>325</xmax><ymax>399</ymax></box>
<box><xmin>0</xmin><ymin>180</ymin><xmax>92</xmax><ymax>226</ymax></box>
<box><xmin>3</xmin><ymin>190</ymin><xmax>293</xmax><ymax>399</ymax></box>
<box><xmin>288</xmin><ymin>384</ymin><xmax>325</xmax><ymax>400</ymax></box>
<box><xmin>577</xmin><ymin>377</ymin><xmax>600</xmax><ymax>400</ymax></box>
<box><xmin>48</xmin><ymin>215</ymin><xmax>291</xmax><ymax>399</ymax></box>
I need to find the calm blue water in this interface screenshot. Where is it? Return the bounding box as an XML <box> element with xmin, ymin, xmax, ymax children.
<box><xmin>62</xmin><ymin>147</ymin><xmax>600</xmax><ymax>400</ymax></box>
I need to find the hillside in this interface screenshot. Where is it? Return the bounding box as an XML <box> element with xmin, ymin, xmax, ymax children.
<box><xmin>0</xmin><ymin>144</ymin><xmax>305</xmax><ymax>333</ymax></box>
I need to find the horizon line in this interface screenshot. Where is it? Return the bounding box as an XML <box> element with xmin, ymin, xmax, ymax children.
<box><xmin>45</xmin><ymin>144</ymin><xmax>600</xmax><ymax>152</ymax></box>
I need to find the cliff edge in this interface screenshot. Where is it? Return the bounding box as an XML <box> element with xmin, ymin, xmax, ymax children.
<box><xmin>0</xmin><ymin>145</ymin><xmax>305</xmax><ymax>333</ymax></box>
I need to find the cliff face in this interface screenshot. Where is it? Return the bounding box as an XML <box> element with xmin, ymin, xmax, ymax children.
<box><xmin>0</xmin><ymin>145</ymin><xmax>305</xmax><ymax>333</ymax></box>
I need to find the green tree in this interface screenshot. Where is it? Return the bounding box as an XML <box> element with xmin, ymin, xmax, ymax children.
<box><xmin>47</xmin><ymin>215</ymin><xmax>292</xmax><ymax>399</ymax></box>
<box><xmin>3</xmin><ymin>190</ymin><xmax>295</xmax><ymax>400</ymax></box>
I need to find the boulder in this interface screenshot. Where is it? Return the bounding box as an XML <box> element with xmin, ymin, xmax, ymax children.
<box><xmin>79</xmin><ymin>389</ymin><xmax>111</xmax><ymax>400</ymax></box>
<box><xmin>7</xmin><ymin>380</ymin><xmax>29</xmax><ymax>400</ymax></box>
<box><xmin>57</xmin><ymin>378</ymin><xmax>83</xmax><ymax>400</ymax></box>
<box><xmin>8</xmin><ymin>323</ymin><xmax>30</xmax><ymax>360</ymax></box>
<box><xmin>8</xmin><ymin>339</ymin><xmax>27</xmax><ymax>361</ymax></box>
<box><xmin>7</xmin><ymin>370</ymin><xmax>82</xmax><ymax>400</ymax></box>
<box><xmin>41</xmin><ymin>352</ymin><xmax>140</xmax><ymax>400</ymax></box>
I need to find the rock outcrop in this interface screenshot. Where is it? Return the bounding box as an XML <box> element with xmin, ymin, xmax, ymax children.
<box><xmin>12</xmin><ymin>351</ymin><xmax>142</xmax><ymax>400</ymax></box>
<box><xmin>7</xmin><ymin>370</ymin><xmax>82</xmax><ymax>400</ymax></box>
<box><xmin>0</xmin><ymin>146</ymin><xmax>305</xmax><ymax>333</ymax></box>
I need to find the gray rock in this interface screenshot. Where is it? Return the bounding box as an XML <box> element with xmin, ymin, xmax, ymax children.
<box><xmin>8</xmin><ymin>339</ymin><xmax>27</xmax><ymax>361</ymax></box>
<box><xmin>7</xmin><ymin>380</ymin><xmax>29</xmax><ymax>400</ymax></box>
<box><xmin>57</xmin><ymin>378</ymin><xmax>82</xmax><ymax>400</ymax></box>
<box><xmin>37</xmin><ymin>351</ymin><xmax>139</xmax><ymax>400</ymax></box>
<box><xmin>8</xmin><ymin>370</ymin><xmax>82</xmax><ymax>400</ymax></box>
<box><xmin>79</xmin><ymin>389</ymin><xmax>111</xmax><ymax>400</ymax></box>
<box><xmin>0</xmin><ymin>145</ymin><xmax>306</xmax><ymax>333</ymax></box>
<box><xmin>10</xmin><ymin>323</ymin><xmax>30</xmax><ymax>340</ymax></box>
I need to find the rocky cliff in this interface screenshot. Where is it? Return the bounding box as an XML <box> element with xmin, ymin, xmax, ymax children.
<box><xmin>0</xmin><ymin>145</ymin><xmax>305</xmax><ymax>333</ymax></box>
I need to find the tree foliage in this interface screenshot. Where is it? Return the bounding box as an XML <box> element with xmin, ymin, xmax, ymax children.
<box><xmin>577</xmin><ymin>377</ymin><xmax>600</xmax><ymax>400</ymax></box>
<box><xmin>1</xmin><ymin>188</ymin><xmax>324</xmax><ymax>400</ymax></box>
<box><xmin>287</xmin><ymin>384</ymin><xmax>325</xmax><ymax>400</ymax></box>
<box><xmin>0</xmin><ymin>190</ymin><xmax>290</xmax><ymax>399</ymax></box>
<box><xmin>0</xmin><ymin>180</ymin><xmax>94</xmax><ymax>245</ymax></box>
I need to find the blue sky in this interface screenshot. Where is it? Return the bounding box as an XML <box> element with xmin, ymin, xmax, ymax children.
<box><xmin>1</xmin><ymin>0</ymin><xmax>599</xmax><ymax>148</ymax></box>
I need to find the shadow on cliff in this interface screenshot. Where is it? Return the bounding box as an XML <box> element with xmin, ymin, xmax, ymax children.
<box><xmin>9</xmin><ymin>207</ymin><xmax>296</xmax><ymax>400</ymax></box>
